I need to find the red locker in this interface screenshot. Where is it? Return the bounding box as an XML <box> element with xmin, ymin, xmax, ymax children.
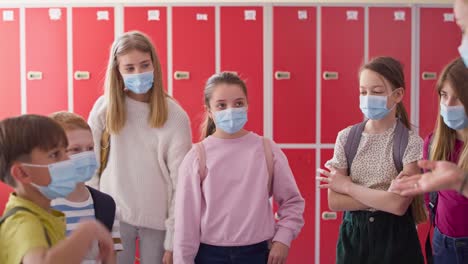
<box><xmin>73</xmin><ymin>7</ymin><xmax>114</xmax><ymax>120</ymax></box>
<box><xmin>0</xmin><ymin>182</ymin><xmax>13</xmax><ymax>214</ymax></box>
<box><xmin>124</xmin><ymin>7</ymin><xmax>168</xmax><ymax>92</ymax></box>
<box><xmin>369</xmin><ymin>7</ymin><xmax>412</xmax><ymax>120</ymax></box>
<box><xmin>320</xmin><ymin>149</ymin><xmax>343</xmax><ymax>264</ymax></box>
<box><xmin>273</xmin><ymin>7</ymin><xmax>316</xmax><ymax>143</ymax></box>
<box><xmin>220</xmin><ymin>7</ymin><xmax>263</xmax><ymax>135</ymax></box>
<box><xmin>172</xmin><ymin>7</ymin><xmax>215</xmax><ymax>141</ymax></box>
<box><xmin>419</xmin><ymin>8</ymin><xmax>460</xmax><ymax>139</ymax></box>
<box><xmin>282</xmin><ymin>149</ymin><xmax>315</xmax><ymax>264</ymax></box>
<box><xmin>321</xmin><ymin>7</ymin><xmax>364</xmax><ymax>144</ymax></box>
<box><xmin>26</xmin><ymin>8</ymin><xmax>68</xmax><ymax>115</ymax></box>
<box><xmin>0</xmin><ymin>9</ymin><xmax>20</xmax><ymax>119</ymax></box>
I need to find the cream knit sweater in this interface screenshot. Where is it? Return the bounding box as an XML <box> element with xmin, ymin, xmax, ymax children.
<box><xmin>88</xmin><ymin>95</ymin><xmax>192</xmax><ymax>250</ymax></box>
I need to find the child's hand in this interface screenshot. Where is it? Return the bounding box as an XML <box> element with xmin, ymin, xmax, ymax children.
<box><xmin>388</xmin><ymin>172</ymin><xmax>408</xmax><ymax>194</ymax></box>
<box><xmin>94</xmin><ymin>224</ymin><xmax>113</xmax><ymax>262</ymax></box>
<box><xmin>79</xmin><ymin>220</ymin><xmax>114</xmax><ymax>262</ymax></box>
<box><xmin>317</xmin><ymin>168</ymin><xmax>353</xmax><ymax>194</ymax></box>
<box><xmin>162</xmin><ymin>251</ymin><xmax>173</xmax><ymax>264</ymax></box>
<box><xmin>268</xmin><ymin>241</ymin><xmax>289</xmax><ymax>264</ymax></box>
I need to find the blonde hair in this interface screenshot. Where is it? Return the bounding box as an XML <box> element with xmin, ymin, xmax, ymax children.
<box><xmin>200</xmin><ymin>72</ymin><xmax>248</xmax><ymax>140</ymax></box>
<box><xmin>49</xmin><ymin>111</ymin><xmax>90</xmax><ymax>132</ymax></box>
<box><xmin>431</xmin><ymin>58</ymin><xmax>468</xmax><ymax>171</ymax></box>
<box><xmin>104</xmin><ymin>31</ymin><xmax>168</xmax><ymax>134</ymax></box>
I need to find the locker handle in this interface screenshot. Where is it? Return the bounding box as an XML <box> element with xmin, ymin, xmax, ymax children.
<box><xmin>322</xmin><ymin>211</ymin><xmax>338</xmax><ymax>220</ymax></box>
<box><xmin>74</xmin><ymin>71</ymin><xmax>90</xmax><ymax>80</ymax></box>
<box><xmin>275</xmin><ymin>71</ymin><xmax>291</xmax><ymax>80</ymax></box>
<box><xmin>323</xmin><ymin>71</ymin><xmax>339</xmax><ymax>80</ymax></box>
<box><xmin>174</xmin><ymin>71</ymin><xmax>190</xmax><ymax>80</ymax></box>
<box><xmin>422</xmin><ymin>72</ymin><xmax>437</xmax><ymax>81</ymax></box>
<box><xmin>27</xmin><ymin>71</ymin><xmax>43</xmax><ymax>80</ymax></box>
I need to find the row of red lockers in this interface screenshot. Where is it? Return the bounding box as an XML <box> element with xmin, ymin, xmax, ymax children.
<box><xmin>0</xmin><ymin>5</ymin><xmax>460</xmax><ymax>264</ymax></box>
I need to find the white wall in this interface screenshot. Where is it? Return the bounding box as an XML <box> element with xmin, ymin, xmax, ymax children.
<box><xmin>0</xmin><ymin>0</ymin><xmax>454</xmax><ymax>6</ymax></box>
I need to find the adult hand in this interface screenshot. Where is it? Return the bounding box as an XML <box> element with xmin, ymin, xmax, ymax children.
<box><xmin>391</xmin><ymin>160</ymin><xmax>465</xmax><ymax>196</ymax></box>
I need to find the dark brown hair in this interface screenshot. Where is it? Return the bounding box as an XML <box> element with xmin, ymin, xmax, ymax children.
<box><xmin>0</xmin><ymin>115</ymin><xmax>68</xmax><ymax>187</ymax></box>
<box><xmin>360</xmin><ymin>56</ymin><xmax>411</xmax><ymax>130</ymax></box>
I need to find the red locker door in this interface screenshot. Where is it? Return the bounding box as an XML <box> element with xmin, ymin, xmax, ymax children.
<box><xmin>320</xmin><ymin>149</ymin><xmax>343</xmax><ymax>264</ymax></box>
<box><xmin>0</xmin><ymin>9</ymin><xmax>20</xmax><ymax>119</ymax></box>
<box><xmin>419</xmin><ymin>8</ymin><xmax>460</xmax><ymax>139</ymax></box>
<box><xmin>124</xmin><ymin>7</ymin><xmax>167</xmax><ymax>92</ymax></box>
<box><xmin>273</xmin><ymin>7</ymin><xmax>316</xmax><ymax>143</ymax></box>
<box><xmin>282</xmin><ymin>149</ymin><xmax>315</xmax><ymax>264</ymax></box>
<box><xmin>321</xmin><ymin>7</ymin><xmax>364</xmax><ymax>144</ymax></box>
<box><xmin>221</xmin><ymin>7</ymin><xmax>263</xmax><ymax>135</ymax></box>
<box><xmin>73</xmin><ymin>7</ymin><xmax>114</xmax><ymax>120</ymax></box>
<box><xmin>172</xmin><ymin>7</ymin><xmax>215</xmax><ymax>141</ymax></box>
<box><xmin>26</xmin><ymin>8</ymin><xmax>68</xmax><ymax>115</ymax></box>
<box><xmin>0</xmin><ymin>182</ymin><xmax>13</xmax><ymax>214</ymax></box>
<box><xmin>369</xmin><ymin>7</ymin><xmax>412</xmax><ymax>120</ymax></box>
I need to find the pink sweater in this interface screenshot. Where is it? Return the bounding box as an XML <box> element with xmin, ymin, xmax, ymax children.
<box><xmin>174</xmin><ymin>132</ymin><xmax>305</xmax><ymax>263</ymax></box>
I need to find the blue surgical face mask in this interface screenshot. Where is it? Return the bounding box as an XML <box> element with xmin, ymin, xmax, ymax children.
<box><xmin>122</xmin><ymin>71</ymin><xmax>154</xmax><ymax>94</ymax></box>
<box><xmin>359</xmin><ymin>94</ymin><xmax>396</xmax><ymax>120</ymax></box>
<box><xmin>22</xmin><ymin>159</ymin><xmax>81</xmax><ymax>200</ymax></box>
<box><xmin>458</xmin><ymin>35</ymin><xmax>468</xmax><ymax>67</ymax></box>
<box><xmin>69</xmin><ymin>151</ymin><xmax>98</xmax><ymax>183</ymax></box>
<box><xmin>440</xmin><ymin>103</ymin><xmax>468</xmax><ymax>130</ymax></box>
<box><xmin>213</xmin><ymin>107</ymin><xmax>248</xmax><ymax>134</ymax></box>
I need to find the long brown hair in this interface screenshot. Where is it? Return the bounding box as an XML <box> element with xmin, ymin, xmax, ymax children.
<box><xmin>200</xmin><ymin>72</ymin><xmax>248</xmax><ymax>140</ymax></box>
<box><xmin>104</xmin><ymin>31</ymin><xmax>168</xmax><ymax>134</ymax></box>
<box><xmin>360</xmin><ymin>56</ymin><xmax>411</xmax><ymax>129</ymax></box>
<box><xmin>360</xmin><ymin>57</ymin><xmax>426</xmax><ymax>223</ymax></box>
<box><xmin>431</xmin><ymin>58</ymin><xmax>468</xmax><ymax>170</ymax></box>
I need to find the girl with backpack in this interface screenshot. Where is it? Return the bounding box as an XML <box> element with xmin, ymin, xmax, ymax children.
<box><xmin>173</xmin><ymin>72</ymin><xmax>305</xmax><ymax>264</ymax></box>
<box><xmin>317</xmin><ymin>57</ymin><xmax>426</xmax><ymax>264</ymax></box>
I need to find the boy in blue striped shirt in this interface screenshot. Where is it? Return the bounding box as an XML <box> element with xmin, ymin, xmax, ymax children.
<box><xmin>50</xmin><ymin>112</ymin><xmax>123</xmax><ymax>264</ymax></box>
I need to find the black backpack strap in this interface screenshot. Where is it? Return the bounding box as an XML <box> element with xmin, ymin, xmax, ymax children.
<box><xmin>392</xmin><ymin>120</ymin><xmax>409</xmax><ymax>173</ymax></box>
<box><xmin>87</xmin><ymin>186</ymin><xmax>116</xmax><ymax>232</ymax></box>
<box><xmin>344</xmin><ymin>121</ymin><xmax>367</xmax><ymax>176</ymax></box>
<box><xmin>0</xmin><ymin>206</ymin><xmax>51</xmax><ymax>247</ymax></box>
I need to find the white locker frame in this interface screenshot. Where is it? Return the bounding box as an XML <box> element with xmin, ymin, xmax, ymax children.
<box><xmin>0</xmin><ymin>3</ymin><xmax>456</xmax><ymax>263</ymax></box>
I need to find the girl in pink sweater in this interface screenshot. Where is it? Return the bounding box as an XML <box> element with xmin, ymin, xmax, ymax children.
<box><xmin>174</xmin><ymin>72</ymin><xmax>305</xmax><ymax>264</ymax></box>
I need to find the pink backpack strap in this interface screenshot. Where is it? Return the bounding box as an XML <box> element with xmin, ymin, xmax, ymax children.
<box><xmin>262</xmin><ymin>137</ymin><xmax>274</xmax><ymax>197</ymax></box>
<box><xmin>195</xmin><ymin>142</ymin><xmax>207</xmax><ymax>184</ymax></box>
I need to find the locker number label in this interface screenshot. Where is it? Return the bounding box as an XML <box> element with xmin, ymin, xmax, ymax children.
<box><xmin>444</xmin><ymin>13</ymin><xmax>455</xmax><ymax>22</ymax></box>
<box><xmin>2</xmin><ymin>10</ymin><xmax>14</xmax><ymax>22</ymax></box>
<box><xmin>49</xmin><ymin>8</ymin><xmax>62</xmax><ymax>21</ymax></box>
<box><xmin>394</xmin><ymin>11</ymin><xmax>405</xmax><ymax>21</ymax></box>
<box><xmin>244</xmin><ymin>10</ymin><xmax>256</xmax><ymax>21</ymax></box>
<box><xmin>196</xmin><ymin>13</ymin><xmax>208</xmax><ymax>21</ymax></box>
<box><xmin>148</xmin><ymin>10</ymin><xmax>160</xmax><ymax>21</ymax></box>
<box><xmin>97</xmin><ymin>11</ymin><xmax>109</xmax><ymax>21</ymax></box>
<box><xmin>298</xmin><ymin>10</ymin><xmax>308</xmax><ymax>20</ymax></box>
<box><xmin>346</xmin><ymin>10</ymin><xmax>359</xmax><ymax>21</ymax></box>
